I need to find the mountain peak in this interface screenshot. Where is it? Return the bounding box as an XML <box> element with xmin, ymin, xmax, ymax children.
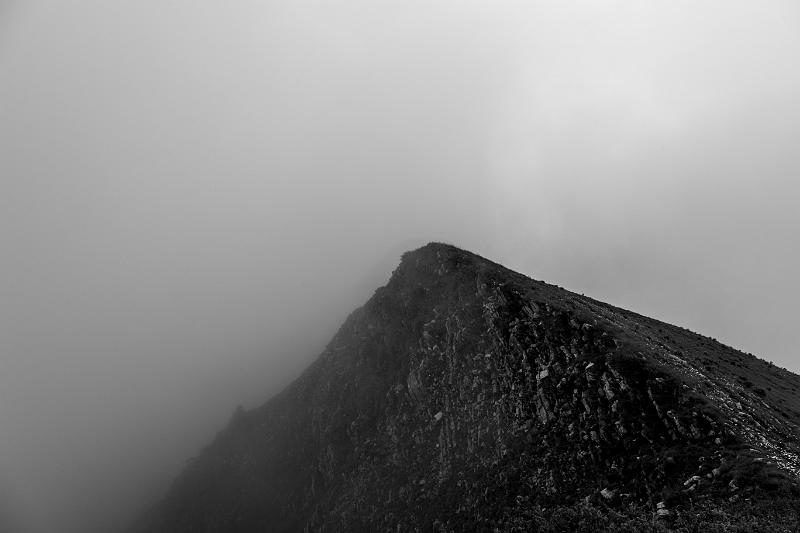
<box><xmin>392</xmin><ymin>242</ymin><xmax>486</xmax><ymax>279</ymax></box>
<box><xmin>135</xmin><ymin>246</ymin><xmax>800</xmax><ymax>532</ymax></box>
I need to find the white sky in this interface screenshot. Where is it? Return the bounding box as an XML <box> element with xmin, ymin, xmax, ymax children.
<box><xmin>1</xmin><ymin>1</ymin><xmax>799</xmax><ymax>531</ymax></box>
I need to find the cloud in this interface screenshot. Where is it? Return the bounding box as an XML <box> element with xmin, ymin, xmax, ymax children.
<box><xmin>0</xmin><ymin>1</ymin><xmax>798</xmax><ymax>532</ymax></box>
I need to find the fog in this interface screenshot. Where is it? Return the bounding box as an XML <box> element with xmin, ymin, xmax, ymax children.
<box><xmin>1</xmin><ymin>1</ymin><xmax>799</xmax><ymax>531</ymax></box>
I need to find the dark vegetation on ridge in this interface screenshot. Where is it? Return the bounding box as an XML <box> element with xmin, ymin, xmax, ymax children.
<box><xmin>133</xmin><ymin>243</ymin><xmax>800</xmax><ymax>532</ymax></box>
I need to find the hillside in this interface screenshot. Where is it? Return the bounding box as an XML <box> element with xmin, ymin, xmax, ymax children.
<box><xmin>134</xmin><ymin>243</ymin><xmax>800</xmax><ymax>532</ymax></box>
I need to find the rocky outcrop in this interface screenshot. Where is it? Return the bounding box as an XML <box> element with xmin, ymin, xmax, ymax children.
<box><xmin>135</xmin><ymin>243</ymin><xmax>800</xmax><ymax>532</ymax></box>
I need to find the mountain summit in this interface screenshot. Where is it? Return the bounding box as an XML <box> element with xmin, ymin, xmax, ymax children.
<box><xmin>135</xmin><ymin>243</ymin><xmax>800</xmax><ymax>531</ymax></box>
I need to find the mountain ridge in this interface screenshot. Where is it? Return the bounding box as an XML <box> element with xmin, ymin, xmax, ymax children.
<box><xmin>135</xmin><ymin>242</ymin><xmax>800</xmax><ymax>532</ymax></box>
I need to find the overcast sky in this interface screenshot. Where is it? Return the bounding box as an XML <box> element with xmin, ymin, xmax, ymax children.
<box><xmin>1</xmin><ymin>1</ymin><xmax>799</xmax><ymax>531</ymax></box>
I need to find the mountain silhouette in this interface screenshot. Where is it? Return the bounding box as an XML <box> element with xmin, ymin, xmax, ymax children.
<box><xmin>134</xmin><ymin>243</ymin><xmax>800</xmax><ymax>531</ymax></box>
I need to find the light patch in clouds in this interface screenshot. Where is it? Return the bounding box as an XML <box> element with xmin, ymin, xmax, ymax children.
<box><xmin>485</xmin><ymin>1</ymin><xmax>800</xmax><ymax>269</ymax></box>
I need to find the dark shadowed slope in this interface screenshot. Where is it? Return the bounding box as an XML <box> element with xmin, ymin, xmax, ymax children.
<box><xmin>134</xmin><ymin>243</ymin><xmax>800</xmax><ymax>532</ymax></box>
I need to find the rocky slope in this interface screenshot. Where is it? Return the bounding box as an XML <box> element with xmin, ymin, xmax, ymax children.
<box><xmin>135</xmin><ymin>243</ymin><xmax>800</xmax><ymax>532</ymax></box>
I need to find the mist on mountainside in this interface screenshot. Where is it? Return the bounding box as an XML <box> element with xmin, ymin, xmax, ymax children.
<box><xmin>1</xmin><ymin>1</ymin><xmax>799</xmax><ymax>531</ymax></box>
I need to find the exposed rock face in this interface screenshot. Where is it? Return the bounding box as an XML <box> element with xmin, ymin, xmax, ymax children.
<box><xmin>135</xmin><ymin>243</ymin><xmax>800</xmax><ymax>532</ymax></box>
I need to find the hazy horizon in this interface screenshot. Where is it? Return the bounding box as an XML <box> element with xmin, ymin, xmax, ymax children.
<box><xmin>2</xmin><ymin>1</ymin><xmax>799</xmax><ymax>531</ymax></box>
